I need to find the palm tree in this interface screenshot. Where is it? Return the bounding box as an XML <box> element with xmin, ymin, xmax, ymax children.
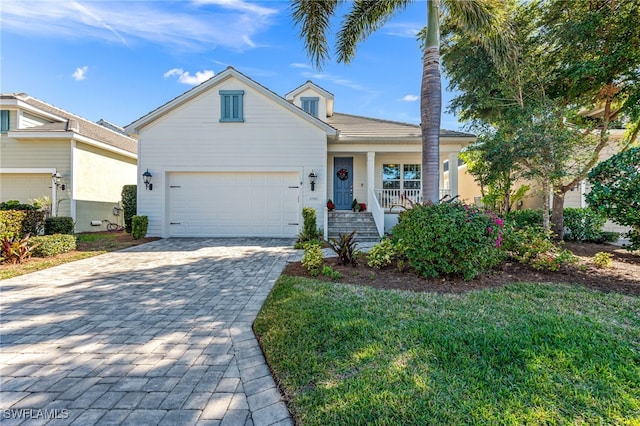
<box><xmin>292</xmin><ymin>0</ymin><xmax>507</xmax><ymax>203</ymax></box>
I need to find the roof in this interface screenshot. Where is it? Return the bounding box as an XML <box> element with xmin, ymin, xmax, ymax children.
<box><xmin>327</xmin><ymin>112</ymin><xmax>475</xmax><ymax>140</ymax></box>
<box><xmin>125</xmin><ymin>67</ymin><xmax>337</xmax><ymax>136</ymax></box>
<box><xmin>1</xmin><ymin>93</ymin><xmax>137</xmax><ymax>155</ymax></box>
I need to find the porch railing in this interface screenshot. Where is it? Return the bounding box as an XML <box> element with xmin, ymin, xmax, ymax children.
<box><xmin>373</xmin><ymin>189</ymin><xmax>452</xmax><ymax>211</ymax></box>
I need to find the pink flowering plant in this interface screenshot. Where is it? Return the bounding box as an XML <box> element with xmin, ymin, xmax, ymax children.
<box><xmin>392</xmin><ymin>201</ymin><xmax>505</xmax><ymax>280</ymax></box>
<box><xmin>501</xmin><ymin>224</ymin><xmax>577</xmax><ymax>271</ymax></box>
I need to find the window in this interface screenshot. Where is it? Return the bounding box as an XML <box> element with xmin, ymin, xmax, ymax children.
<box><xmin>219</xmin><ymin>90</ymin><xmax>244</xmax><ymax>122</ymax></box>
<box><xmin>0</xmin><ymin>110</ymin><xmax>9</xmax><ymax>132</ymax></box>
<box><xmin>301</xmin><ymin>97</ymin><xmax>319</xmax><ymax>117</ymax></box>
<box><xmin>383</xmin><ymin>164</ymin><xmax>421</xmax><ymax>190</ymax></box>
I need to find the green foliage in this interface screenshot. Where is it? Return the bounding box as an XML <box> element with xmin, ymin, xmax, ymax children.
<box><xmin>592</xmin><ymin>252</ymin><xmax>613</xmax><ymax>269</ymax></box>
<box><xmin>596</xmin><ymin>231</ymin><xmax>620</xmax><ymax>244</ymax></box>
<box><xmin>503</xmin><ymin>209</ymin><xmax>544</xmax><ymax>229</ymax></box>
<box><xmin>30</xmin><ymin>234</ymin><xmax>77</xmax><ymax>257</ymax></box>
<box><xmin>121</xmin><ymin>185</ymin><xmax>137</xmax><ymax>234</ymax></box>
<box><xmin>0</xmin><ymin>210</ymin><xmax>27</xmax><ymax>240</ymax></box>
<box><xmin>44</xmin><ymin>217</ymin><xmax>74</xmax><ymax>235</ymax></box>
<box><xmin>351</xmin><ymin>199</ymin><xmax>361</xmax><ymax>212</ymax></box>
<box><xmin>562</xmin><ymin>208</ymin><xmax>606</xmax><ymax>242</ymax></box>
<box><xmin>21</xmin><ymin>210</ymin><xmax>45</xmax><ymax>236</ymax></box>
<box><xmin>0</xmin><ymin>200</ymin><xmax>37</xmax><ymax>210</ymax></box>
<box><xmin>392</xmin><ymin>202</ymin><xmax>504</xmax><ymax>280</ymax></box>
<box><xmin>502</xmin><ymin>225</ymin><xmax>577</xmax><ymax>272</ymax></box>
<box><xmin>587</xmin><ymin>147</ymin><xmax>640</xmax><ymax>251</ymax></box>
<box><xmin>321</xmin><ymin>265</ymin><xmax>342</xmax><ymax>280</ymax></box>
<box><xmin>367</xmin><ymin>238</ymin><xmax>400</xmax><ymax>269</ymax></box>
<box><xmin>327</xmin><ymin>231</ymin><xmax>359</xmax><ymax>266</ymax></box>
<box><xmin>131</xmin><ymin>215</ymin><xmax>149</xmax><ymax>240</ymax></box>
<box><xmin>1</xmin><ymin>235</ymin><xmax>37</xmax><ymax>264</ymax></box>
<box><xmin>297</xmin><ymin>207</ymin><xmax>319</xmax><ymax>246</ymax></box>
<box><xmin>301</xmin><ymin>242</ymin><xmax>324</xmax><ymax>276</ymax></box>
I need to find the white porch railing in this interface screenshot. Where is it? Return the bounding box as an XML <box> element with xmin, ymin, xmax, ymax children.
<box><xmin>368</xmin><ymin>187</ymin><xmax>384</xmax><ymax>237</ymax></box>
<box><xmin>373</xmin><ymin>189</ymin><xmax>452</xmax><ymax>210</ymax></box>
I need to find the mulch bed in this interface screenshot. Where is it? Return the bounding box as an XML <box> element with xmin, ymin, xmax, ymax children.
<box><xmin>283</xmin><ymin>242</ymin><xmax>640</xmax><ymax>297</ymax></box>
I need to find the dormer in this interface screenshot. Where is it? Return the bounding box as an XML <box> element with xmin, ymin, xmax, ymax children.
<box><xmin>285</xmin><ymin>81</ymin><xmax>334</xmax><ymax>122</ymax></box>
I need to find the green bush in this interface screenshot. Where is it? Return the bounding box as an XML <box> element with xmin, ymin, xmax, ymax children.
<box><xmin>131</xmin><ymin>215</ymin><xmax>149</xmax><ymax>240</ymax></box>
<box><xmin>0</xmin><ymin>200</ymin><xmax>37</xmax><ymax>211</ymax></box>
<box><xmin>563</xmin><ymin>208</ymin><xmax>606</xmax><ymax>242</ymax></box>
<box><xmin>296</xmin><ymin>207</ymin><xmax>319</xmax><ymax>246</ymax></box>
<box><xmin>21</xmin><ymin>210</ymin><xmax>45</xmax><ymax>236</ymax></box>
<box><xmin>503</xmin><ymin>209</ymin><xmax>544</xmax><ymax>229</ymax></box>
<box><xmin>596</xmin><ymin>231</ymin><xmax>620</xmax><ymax>243</ymax></box>
<box><xmin>0</xmin><ymin>210</ymin><xmax>27</xmax><ymax>240</ymax></box>
<box><xmin>301</xmin><ymin>242</ymin><xmax>324</xmax><ymax>276</ymax></box>
<box><xmin>501</xmin><ymin>225</ymin><xmax>576</xmax><ymax>271</ymax></box>
<box><xmin>44</xmin><ymin>217</ymin><xmax>74</xmax><ymax>235</ymax></box>
<box><xmin>392</xmin><ymin>202</ymin><xmax>504</xmax><ymax>280</ymax></box>
<box><xmin>328</xmin><ymin>231</ymin><xmax>359</xmax><ymax>266</ymax></box>
<box><xmin>367</xmin><ymin>238</ymin><xmax>399</xmax><ymax>269</ymax></box>
<box><xmin>30</xmin><ymin>234</ymin><xmax>76</xmax><ymax>257</ymax></box>
<box><xmin>122</xmin><ymin>185</ymin><xmax>137</xmax><ymax>234</ymax></box>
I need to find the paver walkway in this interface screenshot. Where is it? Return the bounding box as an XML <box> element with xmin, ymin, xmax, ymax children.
<box><xmin>0</xmin><ymin>238</ymin><xmax>298</xmax><ymax>426</ymax></box>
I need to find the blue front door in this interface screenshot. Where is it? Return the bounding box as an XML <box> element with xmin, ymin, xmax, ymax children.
<box><xmin>333</xmin><ymin>157</ymin><xmax>353</xmax><ymax>210</ymax></box>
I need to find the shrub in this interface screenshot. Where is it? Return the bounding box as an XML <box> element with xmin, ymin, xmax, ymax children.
<box><xmin>327</xmin><ymin>231</ymin><xmax>359</xmax><ymax>266</ymax></box>
<box><xmin>131</xmin><ymin>215</ymin><xmax>149</xmax><ymax>240</ymax></box>
<box><xmin>595</xmin><ymin>231</ymin><xmax>620</xmax><ymax>244</ymax></box>
<box><xmin>30</xmin><ymin>234</ymin><xmax>76</xmax><ymax>257</ymax></box>
<box><xmin>0</xmin><ymin>210</ymin><xmax>27</xmax><ymax>240</ymax></box>
<box><xmin>502</xmin><ymin>225</ymin><xmax>577</xmax><ymax>271</ymax></box>
<box><xmin>1</xmin><ymin>235</ymin><xmax>37</xmax><ymax>264</ymax></box>
<box><xmin>301</xmin><ymin>242</ymin><xmax>324</xmax><ymax>276</ymax></box>
<box><xmin>296</xmin><ymin>207</ymin><xmax>319</xmax><ymax>245</ymax></box>
<box><xmin>563</xmin><ymin>208</ymin><xmax>606</xmax><ymax>242</ymax></box>
<box><xmin>503</xmin><ymin>209</ymin><xmax>544</xmax><ymax>229</ymax></box>
<box><xmin>45</xmin><ymin>217</ymin><xmax>74</xmax><ymax>235</ymax></box>
<box><xmin>0</xmin><ymin>200</ymin><xmax>37</xmax><ymax>211</ymax></box>
<box><xmin>367</xmin><ymin>238</ymin><xmax>398</xmax><ymax>269</ymax></box>
<box><xmin>21</xmin><ymin>210</ymin><xmax>45</xmax><ymax>236</ymax></box>
<box><xmin>592</xmin><ymin>252</ymin><xmax>613</xmax><ymax>269</ymax></box>
<box><xmin>321</xmin><ymin>265</ymin><xmax>342</xmax><ymax>280</ymax></box>
<box><xmin>122</xmin><ymin>185</ymin><xmax>137</xmax><ymax>234</ymax></box>
<box><xmin>392</xmin><ymin>202</ymin><xmax>504</xmax><ymax>280</ymax></box>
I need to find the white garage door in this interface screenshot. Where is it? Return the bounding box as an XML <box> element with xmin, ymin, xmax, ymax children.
<box><xmin>0</xmin><ymin>174</ymin><xmax>51</xmax><ymax>203</ymax></box>
<box><xmin>168</xmin><ymin>172</ymin><xmax>300</xmax><ymax>237</ymax></box>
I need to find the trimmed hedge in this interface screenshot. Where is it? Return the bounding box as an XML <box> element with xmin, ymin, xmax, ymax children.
<box><xmin>45</xmin><ymin>217</ymin><xmax>74</xmax><ymax>235</ymax></box>
<box><xmin>131</xmin><ymin>215</ymin><xmax>148</xmax><ymax>239</ymax></box>
<box><xmin>30</xmin><ymin>234</ymin><xmax>77</xmax><ymax>257</ymax></box>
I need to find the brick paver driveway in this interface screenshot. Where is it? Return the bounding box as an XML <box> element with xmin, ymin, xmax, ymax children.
<box><xmin>1</xmin><ymin>238</ymin><xmax>297</xmax><ymax>426</ymax></box>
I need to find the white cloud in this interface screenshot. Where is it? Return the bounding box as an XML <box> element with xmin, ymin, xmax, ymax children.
<box><xmin>290</xmin><ymin>63</ymin><xmax>312</xmax><ymax>69</ymax></box>
<box><xmin>0</xmin><ymin>1</ymin><xmax>280</xmax><ymax>51</ymax></box>
<box><xmin>401</xmin><ymin>95</ymin><xmax>419</xmax><ymax>102</ymax></box>
<box><xmin>72</xmin><ymin>66</ymin><xmax>88</xmax><ymax>81</ymax></box>
<box><xmin>300</xmin><ymin>71</ymin><xmax>371</xmax><ymax>92</ymax></box>
<box><xmin>164</xmin><ymin>68</ymin><xmax>215</xmax><ymax>85</ymax></box>
<box><xmin>384</xmin><ymin>23</ymin><xmax>422</xmax><ymax>38</ymax></box>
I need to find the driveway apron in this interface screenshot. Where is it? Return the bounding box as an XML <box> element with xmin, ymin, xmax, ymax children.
<box><xmin>0</xmin><ymin>238</ymin><xmax>298</xmax><ymax>426</ymax></box>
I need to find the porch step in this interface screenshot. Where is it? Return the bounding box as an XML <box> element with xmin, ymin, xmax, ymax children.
<box><xmin>328</xmin><ymin>211</ymin><xmax>381</xmax><ymax>243</ymax></box>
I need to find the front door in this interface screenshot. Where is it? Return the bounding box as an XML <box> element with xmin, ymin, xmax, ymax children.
<box><xmin>333</xmin><ymin>157</ymin><xmax>353</xmax><ymax>210</ymax></box>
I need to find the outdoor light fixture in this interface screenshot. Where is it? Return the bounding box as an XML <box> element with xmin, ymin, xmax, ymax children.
<box><xmin>142</xmin><ymin>169</ymin><xmax>153</xmax><ymax>190</ymax></box>
<box><xmin>308</xmin><ymin>170</ymin><xmax>318</xmax><ymax>191</ymax></box>
<box><xmin>52</xmin><ymin>172</ymin><xmax>65</xmax><ymax>191</ymax></box>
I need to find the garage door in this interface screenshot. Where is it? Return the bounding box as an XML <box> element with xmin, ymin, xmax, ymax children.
<box><xmin>0</xmin><ymin>173</ymin><xmax>51</xmax><ymax>203</ymax></box>
<box><xmin>168</xmin><ymin>172</ymin><xmax>300</xmax><ymax>237</ymax></box>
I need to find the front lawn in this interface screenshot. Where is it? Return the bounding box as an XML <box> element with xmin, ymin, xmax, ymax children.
<box><xmin>254</xmin><ymin>276</ymin><xmax>640</xmax><ymax>425</ymax></box>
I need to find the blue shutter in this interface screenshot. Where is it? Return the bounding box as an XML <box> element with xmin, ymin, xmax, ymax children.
<box><xmin>219</xmin><ymin>90</ymin><xmax>244</xmax><ymax>122</ymax></box>
<box><xmin>0</xmin><ymin>110</ymin><xmax>9</xmax><ymax>132</ymax></box>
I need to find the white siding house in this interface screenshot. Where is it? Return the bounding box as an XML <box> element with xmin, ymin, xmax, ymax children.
<box><xmin>126</xmin><ymin>67</ymin><xmax>476</xmax><ymax>238</ymax></box>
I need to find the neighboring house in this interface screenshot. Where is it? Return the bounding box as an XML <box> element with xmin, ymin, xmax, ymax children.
<box><xmin>0</xmin><ymin>93</ymin><xmax>137</xmax><ymax>233</ymax></box>
<box><xmin>125</xmin><ymin>67</ymin><xmax>475</xmax><ymax>239</ymax></box>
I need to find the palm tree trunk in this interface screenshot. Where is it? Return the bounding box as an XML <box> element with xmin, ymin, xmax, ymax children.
<box><xmin>421</xmin><ymin>0</ymin><xmax>441</xmax><ymax>204</ymax></box>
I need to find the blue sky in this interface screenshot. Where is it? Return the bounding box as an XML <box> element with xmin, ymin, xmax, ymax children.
<box><xmin>1</xmin><ymin>0</ymin><xmax>463</xmax><ymax>130</ymax></box>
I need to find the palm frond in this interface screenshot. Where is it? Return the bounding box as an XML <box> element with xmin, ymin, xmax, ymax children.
<box><xmin>291</xmin><ymin>0</ymin><xmax>341</xmax><ymax>69</ymax></box>
<box><xmin>336</xmin><ymin>0</ymin><xmax>413</xmax><ymax>64</ymax></box>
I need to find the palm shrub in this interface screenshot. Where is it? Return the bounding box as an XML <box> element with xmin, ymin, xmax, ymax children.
<box><xmin>327</xmin><ymin>231</ymin><xmax>359</xmax><ymax>266</ymax></box>
<box><xmin>392</xmin><ymin>202</ymin><xmax>504</xmax><ymax>280</ymax></box>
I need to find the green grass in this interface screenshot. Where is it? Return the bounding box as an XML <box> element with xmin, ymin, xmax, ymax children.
<box><xmin>254</xmin><ymin>277</ymin><xmax>640</xmax><ymax>425</ymax></box>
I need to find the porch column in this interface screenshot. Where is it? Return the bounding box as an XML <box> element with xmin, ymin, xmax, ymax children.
<box><xmin>367</xmin><ymin>151</ymin><xmax>375</xmax><ymax>204</ymax></box>
<box><xmin>448</xmin><ymin>152</ymin><xmax>459</xmax><ymax>198</ymax></box>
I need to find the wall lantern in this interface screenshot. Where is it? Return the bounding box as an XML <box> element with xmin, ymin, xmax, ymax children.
<box><xmin>52</xmin><ymin>172</ymin><xmax>65</xmax><ymax>191</ymax></box>
<box><xmin>308</xmin><ymin>170</ymin><xmax>318</xmax><ymax>191</ymax></box>
<box><xmin>142</xmin><ymin>169</ymin><xmax>153</xmax><ymax>190</ymax></box>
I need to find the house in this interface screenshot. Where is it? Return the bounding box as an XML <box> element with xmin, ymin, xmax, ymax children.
<box><xmin>0</xmin><ymin>93</ymin><xmax>137</xmax><ymax>232</ymax></box>
<box><xmin>124</xmin><ymin>67</ymin><xmax>475</xmax><ymax>239</ymax></box>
